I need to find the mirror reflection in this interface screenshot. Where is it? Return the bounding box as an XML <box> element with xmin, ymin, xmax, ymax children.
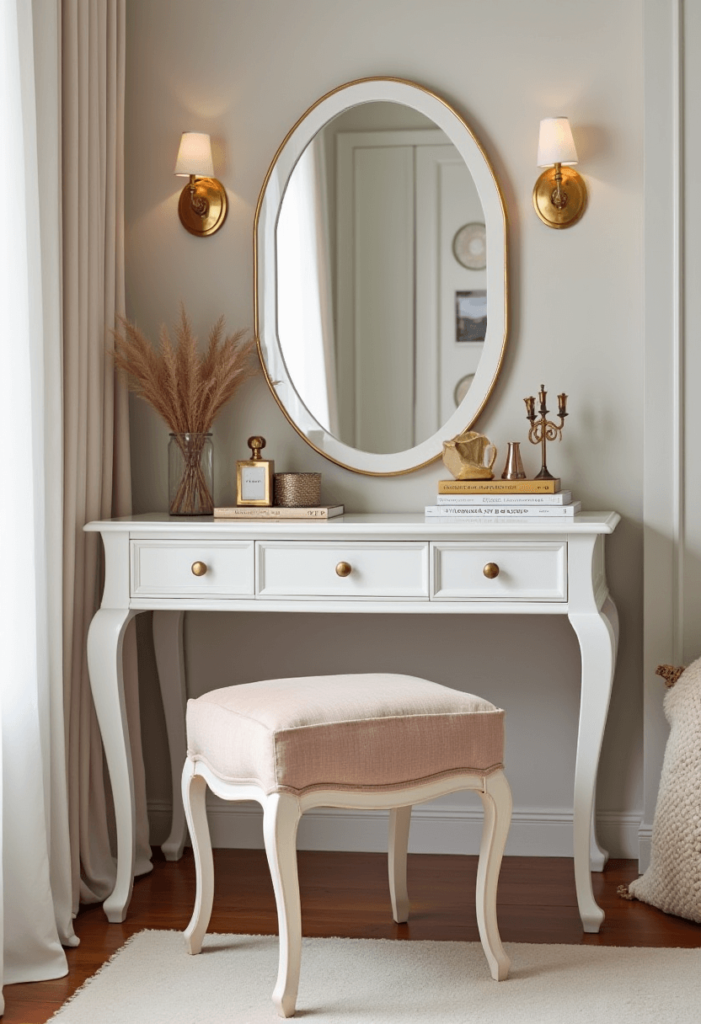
<box><xmin>276</xmin><ymin>101</ymin><xmax>487</xmax><ymax>456</ymax></box>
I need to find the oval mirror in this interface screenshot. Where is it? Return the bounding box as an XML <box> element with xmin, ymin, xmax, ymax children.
<box><xmin>255</xmin><ymin>78</ymin><xmax>507</xmax><ymax>475</ymax></box>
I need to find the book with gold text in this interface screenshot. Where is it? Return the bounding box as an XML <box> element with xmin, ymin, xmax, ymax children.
<box><xmin>214</xmin><ymin>505</ymin><xmax>344</xmax><ymax>520</ymax></box>
<box><xmin>437</xmin><ymin>479</ymin><xmax>561</xmax><ymax>495</ymax></box>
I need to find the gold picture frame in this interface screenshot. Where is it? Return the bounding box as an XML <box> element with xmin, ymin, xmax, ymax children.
<box><xmin>236</xmin><ymin>459</ymin><xmax>274</xmax><ymax>506</ymax></box>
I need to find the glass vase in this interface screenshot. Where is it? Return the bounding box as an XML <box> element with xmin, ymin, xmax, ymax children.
<box><xmin>168</xmin><ymin>433</ymin><xmax>213</xmax><ymax>515</ymax></box>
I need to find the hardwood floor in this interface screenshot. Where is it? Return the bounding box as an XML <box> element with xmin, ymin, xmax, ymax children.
<box><xmin>4</xmin><ymin>850</ymin><xmax>700</xmax><ymax>1023</ymax></box>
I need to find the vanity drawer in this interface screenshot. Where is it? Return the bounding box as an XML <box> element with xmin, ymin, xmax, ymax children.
<box><xmin>431</xmin><ymin>541</ymin><xmax>567</xmax><ymax>602</ymax></box>
<box><xmin>256</xmin><ymin>542</ymin><xmax>429</xmax><ymax>598</ymax></box>
<box><xmin>131</xmin><ymin>540</ymin><xmax>254</xmax><ymax>597</ymax></box>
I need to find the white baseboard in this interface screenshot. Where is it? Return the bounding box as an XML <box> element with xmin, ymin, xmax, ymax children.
<box><xmin>637</xmin><ymin>824</ymin><xmax>653</xmax><ymax>873</ymax></box>
<box><xmin>148</xmin><ymin>800</ymin><xmax>642</xmax><ymax>860</ymax></box>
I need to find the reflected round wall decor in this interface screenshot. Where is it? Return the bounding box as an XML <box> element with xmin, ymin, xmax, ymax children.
<box><xmin>452</xmin><ymin>222</ymin><xmax>487</xmax><ymax>270</ymax></box>
<box><xmin>454</xmin><ymin>373</ymin><xmax>476</xmax><ymax>407</ymax></box>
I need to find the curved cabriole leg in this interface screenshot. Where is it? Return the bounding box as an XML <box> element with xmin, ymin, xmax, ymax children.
<box><xmin>153</xmin><ymin>610</ymin><xmax>189</xmax><ymax>861</ymax></box>
<box><xmin>588</xmin><ymin>596</ymin><xmax>620</xmax><ymax>873</ymax></box>
<box><xmin>182</xmin><ymin>760</ymin><xmax>214</xmax><ymax>955</ymax></box>
<box><xmin>569</xmin><ymin>606</ymin><xmax>617</xmax><ymax>933</ymax></box>
<box><xmin>476</xmin><ymin>770</ymin><xmax>512</xmax><ymax>981</ymax></box>
<box><xmin>87</xmin><ymin>607</ymin><xmax>137</xmax><ymax>923</ymax></box>
<box><xmin>388</xmin><ymin>805</ymin><xmax>412</xmax><ymax>923</ymax></box>
<box><xmin>263</xmin><ymin>793</ymin><xmax>302</xmax><ymax>1019</ymax></box>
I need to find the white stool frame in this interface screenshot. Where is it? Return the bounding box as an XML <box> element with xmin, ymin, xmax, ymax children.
<box><xmin>182</xmin><ymin>758</ymin><xmax>512</xmax><ymax>1018</ymax></box>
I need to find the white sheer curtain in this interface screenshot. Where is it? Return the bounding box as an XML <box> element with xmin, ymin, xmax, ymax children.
<box><xmin>0</xmin><ymin>0</ymin><xmax>144</xmax><ymax>1011</ymax></box>
<box><xmin>277</xmin><ymin>137</ymin><xmax>339</xmax><ymax>436</ymax></box>
<box><xmin>0</xmin><ymin>0</ymin><xmax>76</xmax><ymax>1007</ymax></box>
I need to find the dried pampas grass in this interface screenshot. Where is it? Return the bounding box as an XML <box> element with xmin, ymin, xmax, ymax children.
<box><xmin>112</xmin><ymin>305</ymin><xmax>258</xmax><ymax>514</ymax></box>
<box><xmin>112</xmin><ymin>304</ymin><xmax>258</xmax><ymax>434</ymax></box>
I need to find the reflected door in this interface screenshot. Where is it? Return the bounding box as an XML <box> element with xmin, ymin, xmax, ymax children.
<box><xmin>336</xmin><ymin>129</ymin><xmax>485</xmax><ymax>453</ymax></box>
<box><xmin>336</xmin><ymin>134</ymin><xmax>416</xmax><ymax>453</ymax></box>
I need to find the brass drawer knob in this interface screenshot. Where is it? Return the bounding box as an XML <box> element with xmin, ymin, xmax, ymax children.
<box><xmin>335</xmin><ymin>561</ymin><xmax>352</xmax><ymax>578</ymax></box>
<box><xmin>191</xmin><ymin>561</ymin><xmax>208</xmax><ymax>577</ymax></box>
<box><xmin>483</xmin><ymin>562</ymin><xmax>500</xmax><ymax>579</ymax></box>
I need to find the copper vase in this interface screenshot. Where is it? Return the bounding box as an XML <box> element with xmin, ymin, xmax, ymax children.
<box><xmin>501</xmin><ymin>441</ymin><xmax>527</xmax><ymax>480</ymax></box>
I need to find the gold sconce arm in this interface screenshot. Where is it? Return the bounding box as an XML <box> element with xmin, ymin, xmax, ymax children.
<box><xmin>178</xmin><ymin>174</ymin><xmax>227</xmax><ymax>237</ymax></box>
<box><xmin>533</xmin><ymin>164</ymin><xmax>587</xmax><ymax>229</ymax></box>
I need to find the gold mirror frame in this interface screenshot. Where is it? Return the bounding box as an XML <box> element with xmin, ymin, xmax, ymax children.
<box><xmin>254</xmin><ymin>77</ymin><xmax>508</xmax><ymax>476</ymax></box>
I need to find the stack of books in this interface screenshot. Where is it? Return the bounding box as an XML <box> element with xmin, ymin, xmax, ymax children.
<box><xmin>425</xmin><ymin>479</ymin><xmax>581</xmax><ymax>519</ymax></box>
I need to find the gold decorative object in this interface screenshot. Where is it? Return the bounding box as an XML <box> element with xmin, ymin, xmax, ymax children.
<box><xmin>174</xmin><ymin>132</ymin><xmax>228</xmax><ymax>237</ymax></box>
<box><xmin>191</xmin><ymin>561</ymin><xmax>208</xmax><ymax>577</ymax></box>
<box><xmin>335</xmin><ymin>561</ymin><xmax>352</xmax><ymax>577</ymax></box>
<box><xmin>524</xmin><ymin>385</ymin><xmax>568</xmax><ymax>480</ymax></box>
<box><xmin>237</xmin><ymin>437</ymin><xmax>274</xmax><ymax>507</ymax></box>
<box><xmin>500</xmin><ymin>441</ymin><xmax>527</xmax><ymax>480</ymax></box>
<box><xmin>274</xmin><ymin>472</ymin><xmax>321</xmax><ymax>507</ymax></box>
<box><xmin>533</xmin><ymin>117</ymin><xmax>587</xmax><ymax>230</ymax></box>
<box><xmin>483</xmin><ymin>563</ymin><xmax>500</xmax><ymax>579</ymax></box>
<box><xmin>442</xmin><ymin>430</ymin><xmax>497</xmax><ymax>481</ymax></box>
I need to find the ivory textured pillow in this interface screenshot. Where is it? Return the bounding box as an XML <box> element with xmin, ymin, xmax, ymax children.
<box><xmin>626</xmin><ymin>657</ymin><xmax>701</xmax><ymax>922</ymax></box>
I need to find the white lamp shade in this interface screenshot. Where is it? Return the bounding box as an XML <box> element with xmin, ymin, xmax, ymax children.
<box><xmin>174</xmin><ymin>132</ymin><xmax>215</xmax><ymax>177</ymax></box>
<box><xmin>537</xmin><ymin>117</ymin><xmax>578</xmax><ymax>167</ymax></box>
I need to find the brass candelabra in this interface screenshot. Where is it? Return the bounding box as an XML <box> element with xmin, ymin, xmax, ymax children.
<box><xmin>524</xmin><ymin>385</ymin><xmax>568</xmax><ymax>480</ymax></box>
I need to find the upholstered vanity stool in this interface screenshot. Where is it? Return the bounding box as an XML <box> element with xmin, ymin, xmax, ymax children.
<box><xmin>182</xmin><ymin>672</ymin><xmax>512</xmax><ymax>1018</ymax></box>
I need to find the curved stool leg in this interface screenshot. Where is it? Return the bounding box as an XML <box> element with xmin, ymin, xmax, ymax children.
<box><xmin>476</xmin><ymin>770</ymin><xmax>512</xmax><ymax>981</ymax></box>
<box><xmin>263</xmin><ymin>792</ymin><xmax>302</xmax><ymax>1018</ymax></box>
<box><xmin>388</xmin><ymin>805</ymin><xmax>412</xmax><ymax>923</ymax></box>
<box><xmin>182</xmin><ymin>760</ymin><xmax>214</xmax><ymax>955</ymax></box>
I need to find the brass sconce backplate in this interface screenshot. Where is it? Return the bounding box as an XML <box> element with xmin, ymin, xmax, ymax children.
<box><xmin>178</xmin><ymin>177</ymin><xmax>228</xmax><ymax>236</ymax></box>
<box><xmin>533</xmin><ymin>166</ymin><xmax>587</xmax><ymax>229</ymax></box>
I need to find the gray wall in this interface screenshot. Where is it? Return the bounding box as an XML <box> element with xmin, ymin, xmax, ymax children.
<box><xmin>125</xmin><ymin>0</ymin><xmax>644</xmax><ymax>855</ymax></box>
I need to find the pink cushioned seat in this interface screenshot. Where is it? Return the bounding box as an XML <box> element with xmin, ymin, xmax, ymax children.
<box><xmin>186</xmin><ymin>673</ymin><xmax>504</xmax><ymax>796</ymax></box>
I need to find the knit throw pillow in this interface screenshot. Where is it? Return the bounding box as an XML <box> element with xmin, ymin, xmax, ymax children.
<box><xmin>624</xmin><ymin>657</ymin><xmax>701</xmax><ymax>922</ymax></box>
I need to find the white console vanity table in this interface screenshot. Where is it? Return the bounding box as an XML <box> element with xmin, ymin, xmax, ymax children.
<box><xmin>85</xmin><ymin>510</ymin><xmax>619</xmax><ymax>932</ymax></box>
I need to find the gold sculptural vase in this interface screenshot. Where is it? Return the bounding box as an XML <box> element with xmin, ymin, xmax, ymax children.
<box><xmin>442</xmin><ymin>430</ymin><xmax>498</xmax><ymax>480</ymax></box>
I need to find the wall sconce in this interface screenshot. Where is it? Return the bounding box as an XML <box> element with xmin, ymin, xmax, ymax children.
<box><xmin>533</xmin><ymin>117</ymin><xmax>587</xmax><ymax>229</ymax></box>
<box><xmin>174</xmin><ymin>132</ymin><xmax>228</xmax><ymax>237</ymax></box>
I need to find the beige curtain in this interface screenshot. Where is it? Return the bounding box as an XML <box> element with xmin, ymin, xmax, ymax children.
<box><xmin>1</xmin><ymin>0</ymin><xmax>74</xmax><ymax>997</ymax></box>
<box><xmin>61</xmin><ymin>0</ymin><xmax>151</xmax><ymax>911</ymax></box>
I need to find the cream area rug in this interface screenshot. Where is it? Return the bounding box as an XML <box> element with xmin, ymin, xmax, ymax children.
<box><xmin>51</xmin><ymin>930</ymin><xmax>701</xmax><ymax>1023</ymax></box>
